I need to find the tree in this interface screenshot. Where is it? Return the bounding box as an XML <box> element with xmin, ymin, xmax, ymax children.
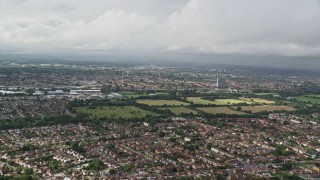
<box><xmin>101</xmin><ymin>85</ymin><xmax>112</xmax><ymax>94</ymax></box>
<box><xmin>49</xmin><ymin>160</ymin><xmax>59</xmax><ymax>170</ymax></box>
<box><xmin>25</xmin><ymin>89</ymin><xmax>35</xmax><ymax>96</ymax></box>
<box><xmin>159</xmin><ymin>131</ymin><xmax>165</xmax><ymax>138</ymax></box>
<box><xmin>16</xmin><ymin>166</ymin><xmax>22</xmax><ymax>174</ymax></box>
<box><xmin>281</xmin><ymin>162</ymin><xmax>293</xmax><ymax>170</ymax></box>
<box><xmin>71</xmin><ymin>142</ymin><xmax>85</xmax><ymax>154</ymax></box>
<box><xmin>206</xmin><ymin>143</ymin><xmax>212</xmax><ymax>150</ymax></box>
<box><xmin>109</xmin><ymin>169</ymin><xmax>116</xmax><ymax>175</ymax></box>
<box><xmin>23</xmin><ymin>168</ymin><xmax>33</xmax><ymax>176</ymax></box>
<box><xmin>87</xmin><ymin>158</ymin><xmax>104</xmax><ymax>171</ymax></box>
<box><xmin>171</xmin><ymin>167</ymin><xmax>178</xmax><ymax>173</ymax></box>
<box><xmin>123</xmin><ymin>164</ymin><xmax>133</xmax><ymax>173</ymax></box>
<box><xmin>21</xmin><ymin>144</ymin><xmax>36</xmax><ymax>152</ymax></box>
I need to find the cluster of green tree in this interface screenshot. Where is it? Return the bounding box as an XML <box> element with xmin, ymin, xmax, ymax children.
<box><xmin>274</xmin><ymin>145</ymin><xmax>295</xmax><ymax>156</ymax></box>
<box><xmin>0</xmin><ymin>167</ymin><xmax>36</xmax><ymax>180</ymax></box>
<box><xmin>293</xmin><ymin>104</ymin><xmax>320</xmax><ymax>114</ymax></box>
<box><xmin>300</xmin><ymin>83</ymin><xmax>320</xmax><ymax>94</ymax></box>
<box><xmin>278</xmin><ymin>91</ymin><xmax>304</xmax><ymax>97</ymax></box>
<box><xmin>86</xmin><ymin>158</ymin><xmax>104</xmax><ymax>171</ymax></box>
<box><xmin>108</xmin><ymin>168</ymin><xmax>117</xmax><ymax>175</ymax></box>
<box><xmin>184</xmin><ymin>143</ymin><xmax>199</xmax><ymax>151</ymax></box>
<box><xmin>201</xmin><ymin>93</ymin><xmax>242</xmax><ymax>100</ymax></box>
<box><xmin>276</xmin><ymin>172</ymin><xmax>303</xmax><ymax>180</ymax></box>
<box><xmin>20</xmin><ymin>144</ymin><xmax>37</xmax><ymax>152</ymax></box>
<box><xmin>122</xmin><ymin>164</ymin><xmax>133</xmax><ymax>173</ymax></box>
<box><xmin>66</xmin><ymin>141</ymin><xmax>85</xmax><ymax>154</ymax></box>
<box><xmin>178</xmin><ymin>90</ymin><xmax>197</xmax><ymax>96</ymax></box>
<box><xmin>34</xmin><ymin>155</ymin><xmax>53</xmax><ymax>162</ymax></box>
<box><xmin>0</xmin><ymin>143</ymin><xmax>8</xmax><ymax>151</ymax></box>
<box><xmin>135</xmin><ymin>103</ymin><xmax>172</xmax><ymax>115</ymax></box>
<box><xmin>252</xmin><ymin>89</ymin><xmax>277</xmax><ymax>93</ymax></box>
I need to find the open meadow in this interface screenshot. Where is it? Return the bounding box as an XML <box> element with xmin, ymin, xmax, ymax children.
<box><xmin>237</xmin><ymin>105</ymin><xmax>295</xmax><ymax>113</ymax></box>
<box><xmin>296</xmin><ymin>96</ymin><xmax>320</xmax><ymax>104</ymax></box>
<box><xmin>187</xmin><ymin>97</ymin><xmax>250</xmax><ymax>105</ymax></box>
<box><xmin>239</xmin><ymin>97</ymin><xmax>275</xmax><ymax>104</ymax></box>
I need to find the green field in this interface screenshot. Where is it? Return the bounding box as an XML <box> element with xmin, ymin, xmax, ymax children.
<box><xmin>136</xmin><ymin>99</ymin><xmax>189</xmax><ymax>106</ymax></box>
<box><xmin>76</xmin><ymin>106</ymin><xmax>157</xmax><ymax>119</ymax></box>
<box><xmin>187</xmin><ymin>97</ymin><xmax>250</xmax><ymax>105</ymax></box>
<box><xmin>239</xmin><ymin>97</ymin><xmax>275</xmax><ymax>104</ymax></box>
<box><xmin>186</xmin><ymin>97</ymin><xmax>216</xmax><ymax>105</ymax></box>
<box><xmin>307</xmin><ymin>94</ymin><xmax>320</xmax><ymax>98</ymax></box>
<box><xmin>237</xmin><ymin>105</ymin><xmax>295</xmax><ymax>113</ymax></box>
<box><xmin>197</xmin><ymin>107</ymin><xmax>246</xmax><ymax>115</ymax></box>
<box><xmin>296</xmin><ymin>96</ymin><xmax>320</xmax><ymax>104</ymax></box>
<box><xmin>160</xmin><ymin>107</ymin><xmax>198</xmax><ymax>115</ymax></box>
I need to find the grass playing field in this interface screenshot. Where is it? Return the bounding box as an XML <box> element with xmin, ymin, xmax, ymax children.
<box><xmin>136</xmin><ymin>99</ymin><xmax>189</xmax><ymax>106</ymax></box>
<box><xmin>160</xmin><ymin>107</ymin><xmax>198</xmax><ymax>115</ymax></box>
<box><xmin>186</xmin><ymin>97</ymin><xmax>216</xmax><ymax>105</ymax></box>
<box><xmin>76</xmin><ymin>106</ymin><xmax>158</xmax><ymax>119</ymax></box>
<box><xmin>239</xmin><ymin>97</ymin><xmax>275</xmax><ymax>104</ymax></box>
<box><xmin>237</xmin><ymin>105</ymin><xmax>295</xmax><ymax>113</ymax></box>
<box><xmin>187</xmin><ymin>97</ymin><xmax>250</xmax><ymax>105</ymax></box>
<box><xmin>197</xmin><ymin>107</ymin><xmax>246</xmax><ymax>115</ymax></box>
<box><xmin>296</xmin><ymin>96</ymin><xmax>320</xmax><ymax>104</ymax></box>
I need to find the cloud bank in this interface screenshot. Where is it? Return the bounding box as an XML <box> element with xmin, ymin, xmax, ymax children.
<box><xmin>0</xmin><ymin>0</ymin><xmax>320</xmax><ymax>56</ymax></box>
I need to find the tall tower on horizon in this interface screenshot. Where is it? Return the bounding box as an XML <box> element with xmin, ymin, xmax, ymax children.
<box><xmin>216</xmin><ymin>78</ymin><xmax>228</xmax><ymax>88</ymax></box>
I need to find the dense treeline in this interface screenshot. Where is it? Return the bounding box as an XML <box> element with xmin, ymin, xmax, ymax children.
<box><xmin>0</xmin><ymin>110</ymin><xmax>172</xmax><ymax>130</ymax></box>
<box><xmin>293</xmin><ymin>105</ymin><xmax>320</xmax><ymax>114</ymax></box>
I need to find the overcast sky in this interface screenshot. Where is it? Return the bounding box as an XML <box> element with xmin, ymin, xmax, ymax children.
<box><xmin>1</xmin><ymin>0</ymin><xmax>320</xmax><ymax>58</ymax></box>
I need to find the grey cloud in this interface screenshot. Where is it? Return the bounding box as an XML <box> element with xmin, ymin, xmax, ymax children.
<box><xmin>0</xmin><ymin>0</ymin><xmax>320</xmax><ymax>57</ymax></box>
